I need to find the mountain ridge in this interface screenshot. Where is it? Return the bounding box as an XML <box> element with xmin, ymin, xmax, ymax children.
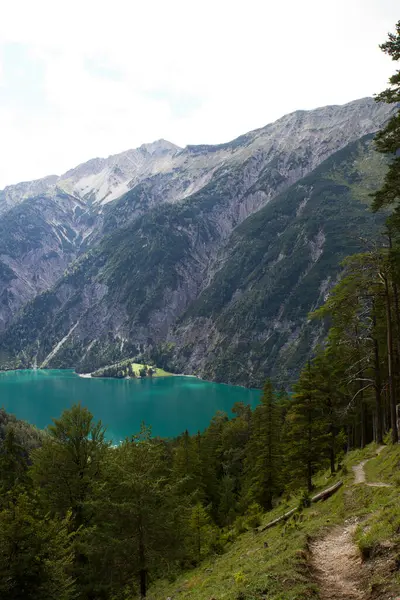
<box><xmin>0</xmin><ymin>97</ymin><xmax>392</xmax><ymax>210</ymax></box>
<box><xmin>0</xmin><ymin>97</ymin><xmax>394</xmax><ymax>383</ymax></box>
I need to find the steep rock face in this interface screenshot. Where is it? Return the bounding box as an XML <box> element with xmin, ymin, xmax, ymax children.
<box><xmin>0</xmin><ymin>176</ymin><xmax>58</xmax><ymax>215</ymax></box>
<box><xmin>58</xmin><ymin>140</ymin><xmax>182</xmax><ymax>205</ymax></box>
<box><xmin>0</xmin><ymin>191</ymin><xmax>93</xmax><ymax>332</ymax></box>
<box><xmin>0</xmin><ymin>98</ymin><xmax>394</xmax><ymax>379</ymax></box>
<box><xmin>0</xmin><ymin>141</ymin><xmax>182</xmax><ymax>212</ymax></box>
<box><xmin>170</xmin><ymin>135</ymin><xmax>387</xmax><ymax>386</ymax></box>
<box><xmin>1</xmin><ymin>97</ymin><xmax>393</xmax><ymax>215</ymax></box>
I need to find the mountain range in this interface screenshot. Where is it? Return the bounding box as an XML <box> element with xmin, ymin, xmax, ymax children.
<box><xmin>0</xmin><ymin>97</ymin><xmax>393</xmax><ymax>386</ymax></box>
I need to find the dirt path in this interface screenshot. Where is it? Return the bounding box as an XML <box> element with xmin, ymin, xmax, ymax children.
<box><xmin>310</xmin><ymin>522</ymin><xmax>364</xmax><ymax>599</ymax></box>
<box><xmin>310</xmin><ymin>447</ymin><xmax>391</xmax><ymax>599</ymax></box>
<box><xmin>352</xmin><ymin>446</ymin><xmax>391</xmax><ymax>488</ymax></box>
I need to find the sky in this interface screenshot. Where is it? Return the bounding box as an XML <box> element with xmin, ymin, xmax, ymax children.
<box><xmin>0</xmin><ymin>0</ymin><xmax>398</xmax><ymax>188</ymax></box>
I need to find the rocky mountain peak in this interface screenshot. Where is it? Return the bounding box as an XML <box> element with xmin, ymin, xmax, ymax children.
<box><xmin>57</xmin><ymin>139</ymin><xmax>180</xmax><ymax>204</ymax></box>
<box><xmin>139</xmin><ymin>139</ymin><xmax>181</xmax><ymax>156</ymax></box>
<box><xmin>0</xmin><ymin>98</ymin><xmax>394</xmax><ymax>215</ymax></box>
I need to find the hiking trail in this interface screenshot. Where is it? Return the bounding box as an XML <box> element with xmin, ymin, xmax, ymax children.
<box><xmin>352</xmin><ymin>446</ymin><xmax>391</xmax><ymax>488</ymax></box>
<box><xmin>310</xmin><ymin>446</ymin><xmax>390</xmax><ymax>599</ymax></box>
<box><xmin>310</xmin><ymin>521</ymin><xmax>363</xmax><ymax>599</ymax></box>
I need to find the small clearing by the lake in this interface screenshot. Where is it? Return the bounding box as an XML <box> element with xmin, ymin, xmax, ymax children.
<box><xmin>130</xmin><ymin>363</ymin><xmax>172</xmax><ymax>377</ymax></box>
<box><xmin>90</xmin><ymin>359</ymin><xmax>173</xmax><ymax>379</ymax></box>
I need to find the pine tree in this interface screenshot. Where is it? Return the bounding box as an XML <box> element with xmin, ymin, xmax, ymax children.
<box><xmin>242</xmin><ymin>380</ymin><xmax>282</xmax><ymax>510</ymax></box>
<box><xmin>372</xmin><ymin>20</ymin><xmax>400</xmax><ymax>215</ymax></box>
<box><xmin>189</xmin><ymin>502</ymin><xmax>217</xmax><ymax>563</ymax></box>
<box><xmin>28</xmin><ymin>404</ymin><xmax>110</xmax><ymax>598</ymax></box>
<box><xmin>312</xmin><ymin>250</ymin><xmax>398</xmax><ymax>444</ymax></box>
<box><xmin>0</xmin><ymin>492</ymin><xmax>75</xmax><ymax>600</ymax></box>
<box><xmin>0</xmin><ymin>427</ymin><xmax>30</xmax><ymax>496</ymax></box>
<box><xmin>309</xmin><ymin>349</ymin><xmax>346</xmax><ymax>473</ymax></box>
<box><xmin>217</xmin><ymin>403</ymin><xmax>251</xmax><ymax>521</ymax></box>
<box><xmin>198</xmin><ymin>411</ymin><xmax>228</xmax><ymax>518</ymax></box>
<box><xmin>30</xmin><ymin>404</ymin><xmax>109</xmax><ymax>530</ymax></box>
<box><xmin>85</xmin><ymin>425</ymin><xmax>189</xmax><ymax>598</ymax></box>
<box><xmin>285</xmin><ymin>363</ymin><xmax>328</xmax><ymax>491</ymax></box>
<box><xmin>172</xmin><ymin>429</ymin><xmax>204</xmax><ymax>500</ymax></box>
<box><xmin>217</xmin><ymin>475</ymin><xmax>237</xmax><ymax>526</ymax></box>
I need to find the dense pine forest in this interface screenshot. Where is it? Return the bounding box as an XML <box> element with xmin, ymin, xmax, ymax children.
<box><xmin>1</xmin><ymin>19</ymin><xmax>400</xmax><ymax>600</ymax></box>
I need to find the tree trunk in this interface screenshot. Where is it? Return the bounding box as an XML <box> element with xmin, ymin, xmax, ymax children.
<box><xmin>307</xmin><ymin>389</ymin><xmax>313</xmax><ymax>492</ymax></box>
<box><xmin>329</xmin><ymin>407</ymin><xmax>336</xmax><ymax>472</ymax></box>
<box><xmin>259</xmin><ymin>482</ymin><xmax>343</xmax><ymax>532</ymax></box>
<box><xmin>307</xmin><ymin>460</ymin><xmax>313</xmax><ymax>492</ymax></box>
<box><xmin>388</xmin><ymin>232</ymin><xmax>400</xmax><ymax>413</ymax></box>
<box><xmin>372</xmin><ymin>310</ymin><xmax>383</xmax><ymax>444</ymax></box>
<box><xmin>384</xmin><ymin>275</ymin><xmax>399</xmax><ymax>443</ymax></box>
<box><xmin>265</xmin><ymin>401</ymin><xmax>273</xmax><ymax>510</ymax></box>
<box><xmin>197</xmin><ymin>513</ymin><xmax>201</xmax><ymax>562</ymax></box>
<box><xmin>330</xmin><ymin>446</ymin><xmax>335</xmax><ymax>475</ymax></box>
<box><xmin>138</xmin><ymin>515</ymin><xmax>147</xmax><ymax>598</ymax></box>
<box><xmin>360</xmin><ymin>381</ymin><xmax>366</xmax><ymax>449</ymax></box>
<box><xmin>347</xmin><ymin>425</ymin><xmax>352</xmax><ymax>453</ymax></box>
<box><xmin>139</xmin><ymin>570</ymin><xmax>147</xmax><ymax>599</ymax></box>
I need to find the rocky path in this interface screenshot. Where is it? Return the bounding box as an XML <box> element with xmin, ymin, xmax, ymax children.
<box><xmin>352</xmin><ymin>446</ymin><xmax>391</xmax><ymax>488</ymax></box>
<box><xmin>310</xmin><ymin>446</ymin><xmax>390</xmax><ymax>599</ymax></box>
<box><xmin>310</xmin><ymin>522</ymin><xmax>364</xmax><ymax>600</ymax></box>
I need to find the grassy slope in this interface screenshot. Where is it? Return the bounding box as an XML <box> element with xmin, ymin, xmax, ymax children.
<box><xmin>130</xmin><ymin>362</ymin><xmax>173</xmax><ymax>377</ymax></box>
<box><xmin>149</xmin><ymin>444</ymin><xmax>400</xmax><ymax>600</ymax></box>
<box><xmin>92</xmin><ymin>360</ymin><xmax>173</xmax><ymax>378</ymax></box>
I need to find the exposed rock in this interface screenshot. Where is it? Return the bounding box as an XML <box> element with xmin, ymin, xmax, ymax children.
<box><xmin>0</xmin><ymin>98</ymin><xmax>393</xmax><ymax>382</ymax></box>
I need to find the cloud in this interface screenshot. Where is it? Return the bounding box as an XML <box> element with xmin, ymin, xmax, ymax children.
<box><xmin>0</xmin><ymin>0</ymin><xmax>398</xmax><ymax>187</ymax></box>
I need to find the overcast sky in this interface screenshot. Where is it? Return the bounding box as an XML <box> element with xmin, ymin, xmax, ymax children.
<box><xmin>0</xmin><ymin>0</ymin><xmax>398</xmax><ymax>188</ymax></box>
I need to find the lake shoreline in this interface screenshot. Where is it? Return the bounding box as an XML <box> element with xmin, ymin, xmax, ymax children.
<box><xmin>77</xmin><ymin>371</ymin><xmax>198</xmax><ymax>380</ymax></box>
<box><xmin>0</xmin><ymin>369</ymin><xmax>261</xmax><ymax>440</ymax></box>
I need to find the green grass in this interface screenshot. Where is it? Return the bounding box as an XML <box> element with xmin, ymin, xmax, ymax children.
<box><xmin>364</xmin><ymin>443</ymin><xmax>400</xmax><ymax>485</ymax></box>
<box><xmin>91</xmin><ymin>359</ymin><xmax>173</xmax><ymax>378</ymax></box>
<box><xmin>150</xmin><ymin>490</ymin><xmax>347</xmax><ymax>600</ymax></box>
<box><xmin>130</xmin><ymin>363</ymin><xmax>173</xmax><ymax>377</ymax></box>
<box><xmin>148</xmin><ymin>444</ymin><xmax>400</xmax><ymax>600</ymax></box>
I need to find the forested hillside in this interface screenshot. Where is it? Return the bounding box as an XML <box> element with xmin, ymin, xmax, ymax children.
<box><xmin>1</xmin><ymin>374</ymin><xmax>399</xmax><ymax>599</ymax></box>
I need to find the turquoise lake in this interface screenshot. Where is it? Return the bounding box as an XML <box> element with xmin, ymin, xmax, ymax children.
<box><xmin>0</xmin><ymin>370</ymin><xmax>261</xmax><ymax>441</ymax></box>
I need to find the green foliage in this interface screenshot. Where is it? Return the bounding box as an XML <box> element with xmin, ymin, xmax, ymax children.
<box><xmin>92</xmin><ymin>359</ymin><xmax>171</xmax><ymax>378</ymax></box>
<box><xmin>298</xmin><ymin>490</ymin><xmax>311</xmax><ymax>510</ymax></box>
<box><xmin>189</xmin><ymin>503</ymin><xmax>218</xmax><ymax>562</ymax></box>
<box><xmin>84</xmin><ymin>425</ymin><xmax>190</xmax><ymax>598</ymax></box>
<box><xmin>372</xmin><ymin>20</ymin><xmax>400</xmax><ymax>214</ymax></box>
<box><xmin>150</xmin><ymin>443</ymin><xmax>400</xmax><ymax>600</ymax></box>
<box><xmin>0</xmin><ymin>427</ymin><xmax>30</xmax><ymax>494</ymax></box>
<box><xmin>242</xmin><ymin>380</ymin><xmax>282</xmax><ymax>510</ymax></box>
<box><xmin>284</xmin><ymin>362</ymin><xmax>329</xmax><ymax>491</ymax></box>
<box><xmin>0</xmin><ymin>407</ymin><xmax>45</xmax><ymax>455</ymax></box>
<box><xmin>244</xmin><ymin>502</ymin><xmax>263</xmax><ymax>529</ymax></box>
<box><xmin>30</xmin><ymin>403</ymin><xmax>109</xmax><ymax>529</ymax></box>
<box><xmin>172</xmin><ymin>430</ymin><xmax>204</xmax><ymax>500</ymax></box>
<box><xmin>0</xmin><ymin>493</ymin><xmax>75</xmax><ymax>600</ymax></box>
